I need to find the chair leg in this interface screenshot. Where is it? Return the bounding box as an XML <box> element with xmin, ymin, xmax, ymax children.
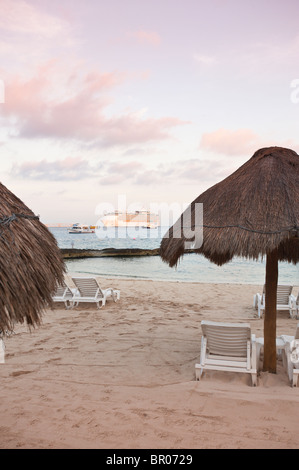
<box><xmin>0</xmin><ymin>339</ymin><xmax>5</xmax><ymax>364</ymax></box>
<box><xmin>195</xmin><ymin>365</ymin><xmax>203</xmax><ymax>380</ymax></box>
<box><xmin>282</xmin><ymin>343</ymin><xmax>297</xmax><ymax>386</ymax></box>
<box><xmin>251</xmin><ymin>373</ymin><xmax>257</xmax><ymax>386</ymax></box>
<box><xmin>293</xmin><ymin>370</ymin><xmax>299</xmax><ymax>387</ymax></box>
<box><xmin>255</xmin><ymin>343</ymin><xmax>263</xmax><ymax>371</ymax></box>
<box><xmin>113</xmin><ymin>290</ymin><xmax>120</xmax><ymax>302</ymax></box>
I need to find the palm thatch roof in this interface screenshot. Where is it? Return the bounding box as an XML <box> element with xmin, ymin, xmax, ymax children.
<box><xmin>160</xmin><ymin>146</ymin><xmax>299</xmax><ymax>267</ymax></box>
<box><xmin>0</xmin><ymin>182</ymin><xmax>65</xmax><ymax>333</ymax></box>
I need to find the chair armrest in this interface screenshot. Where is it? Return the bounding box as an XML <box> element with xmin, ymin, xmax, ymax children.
<box><xmin>253</xmin><ymin>293</ymin><xmax>261</xmax><ymax>309</ymax></box>
<box><xmin>256</xmin><ymin>294</ymin><xmax>264</xmax><ymax>318</ymax></box>
<box><xmin>251</xmin><ymin>334</ymin><xmax>257</xmax><ymax>371</ymax></box>
<box><xmin>200</xmin><ymin>335</ymin><xmax>207</xmax><ymax>366</ymax></box>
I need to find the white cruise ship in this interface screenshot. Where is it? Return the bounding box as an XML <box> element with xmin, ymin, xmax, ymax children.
<box><xmin>100</xmin><ymin>210</ymin><xmax>160</xmax><ymax>228</ymax></box>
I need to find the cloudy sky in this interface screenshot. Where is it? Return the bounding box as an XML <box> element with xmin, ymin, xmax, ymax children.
<box><xmin>1</xmin><ymin>0</ymin><xmax>299</xmax><ymax>224</ymax></box>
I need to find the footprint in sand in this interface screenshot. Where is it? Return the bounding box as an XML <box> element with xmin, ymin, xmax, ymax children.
<box><xmin>10</xmin><ymin>370</ymin><xmax>32</xmax><ymax>377</ymax></box>
<box><xmin>45</xmin><ymin>357</ymin><xmax>61</xmax><ymax>363</ymax></box>
<box><xmin>34</xmin><ymin>339</ymin><xmax>49</xmax><ymax>346</ymax></box>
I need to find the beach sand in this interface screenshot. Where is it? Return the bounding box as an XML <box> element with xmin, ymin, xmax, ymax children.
<box><xmin>0</xmin><ymin>277</ymin><xmax>299</xmax><ymax>449</ymax></box>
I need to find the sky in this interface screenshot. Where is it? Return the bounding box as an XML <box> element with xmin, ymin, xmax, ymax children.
<box><xmin>1</xmin><ymin>0</ymin><xmax>299</xmax><ymax>225</ymax></box>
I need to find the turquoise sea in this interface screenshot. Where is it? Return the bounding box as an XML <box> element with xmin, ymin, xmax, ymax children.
<box><xmin>50</xmin><ymin>227</ymin><xmax>299</xmax><ymax>285</ymax></box>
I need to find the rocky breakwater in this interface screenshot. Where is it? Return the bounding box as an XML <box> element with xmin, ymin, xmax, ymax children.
<box><xmin>61</xmin><ymin>248</ymin><xmax>161</xmax><ymax>259</ymax></box>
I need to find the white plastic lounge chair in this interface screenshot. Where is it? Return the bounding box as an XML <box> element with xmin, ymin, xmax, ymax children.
<box><xmin>71</xmin><ymin>277</ymin><xmax>120</xmax><ymax>309</ymax></box>
<box><xmin>279</xmin><ymin>323</ymin><xmax>299</xmax><ymax>387</ymax></box>
<box><xmin>0</xmin><ymin>329</ymin><xmax>15</xmax><ymax>364</ymax></box>
<box><xmin>195</xmin><ymin>320</ymin><xmax>257</xmax><ymax>386</ymax></box>
<box><xmin>253</xmin><ymin>285</ymin><xmax>293</xmax><ymax>318</ymax></box>
<box><xmin>52</xmin><ymin>280</ymin><xmax>74</xmax><ymax>309</ymax></box>
<box><xmin>290</xmin><ymin>291</ymin><xmax>299</xmax><ymax>319</ymax></box>
<box><xmin>255</xmin><ymin>336</ymin><xmax>287</xmax><ymax>365</ymax></box>
<box><xmin>0</xmin><ymin>338</ymin><xmax>4</xmax><ymax>363</ymax></box>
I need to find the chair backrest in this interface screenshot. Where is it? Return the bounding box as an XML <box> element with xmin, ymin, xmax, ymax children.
<box><xmin>201</xmin><ymin>320</ymin><xmax>251</xmax><ymax>358</ymax></box>
<box><xmin>72</xmin><ymin>277</ymin><xmax>103</xmax><ymax>298</ymax></box>
<box><xmin>54</xmin><ymin>280</ymin><xmax>72</xmax><ymax>297</ymax></box>
<box><xmin>54</xmin><ymin>284</ymin><xmax>67</xmax><ymax>297</ymax></box>
<box><xmin>261</xmin><ymin>285</ymin><xmax>293</xmax><ymax>303</ymax></box>
<box><xmin>276</xmin><ymin>285</ymin><xmax>293</xmax><ymax>304</ymax></box>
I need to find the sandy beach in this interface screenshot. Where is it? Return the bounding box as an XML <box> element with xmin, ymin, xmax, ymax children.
<box><xmin>0</xmin><ymin>277</ymin><xmax>299</xmax><ymax>449</ymax></box>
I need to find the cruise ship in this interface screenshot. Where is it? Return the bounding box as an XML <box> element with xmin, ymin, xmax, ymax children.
<box><xmin>100</xmin><ymin>210</ymin><xmax>160</xmax><ymax>228</ymax></box>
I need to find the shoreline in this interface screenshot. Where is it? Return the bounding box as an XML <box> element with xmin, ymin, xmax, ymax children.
<box><xmin>63</xmin><ymin>250</ymin><xmax>299</xmax><ymax>286</ymax></box>
<box><xmin>66</xmin><ymin>270</ymin><xmax>263</xmax><ymax>285</ymax></box>
<box><xmin>65</xmin><ymin>267</ymin><xmax>299</xmax><ymax>286</ymax></box>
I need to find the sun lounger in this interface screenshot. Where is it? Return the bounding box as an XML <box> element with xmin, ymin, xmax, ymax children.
<box><xmin>0</xmin><ymin>338</ymin><xmax>4</xmax><ymax>363</ymax></box>
<box><xmin>290</xmin><ymin>291</ymin><xmax>299</xmax><ymax>319</ymax></box>
<box><xmin>253</xmin><ymin>285</ymin><xmax>293</xmax><ymax>318</ymax></box>
<box><xmin>255</xmin><ymin>336</ymin><xmax>287</xmax><ymax>365</ymax></box>
<box><xmin>195</xmin><ymin>320</ymin><xmax>257</xmax><ymax>386</ymax></box>
<box><xmin>279</xmin><ymin>323</ymin><xmax>299</xmax><ymax>387</ymax></box>
<box><xmin>71</xmin><ymin>277</ymin><xmax>120</xmax><ymax>309</ymax></box>
<box><xmin>52</xmin><ymin>280</ymin><xmax>74</xmax><ymax>309</ymax></box>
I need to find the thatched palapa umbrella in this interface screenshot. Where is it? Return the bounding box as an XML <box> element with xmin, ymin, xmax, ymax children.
<box><xmin>0</xmin><ymin>181</ymin><xmax>65</xmax><ymax>333</ymax></box>
<box><xmin>160</xmin><ymin>147</ymin><xmax>299</xmax><ymax>373</ymax></box>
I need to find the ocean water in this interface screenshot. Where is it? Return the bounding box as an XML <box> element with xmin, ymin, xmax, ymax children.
<box><xmin>50</xmin><ymin>227</ymin><xmax>299</xmax><ymax>285</ymax></box>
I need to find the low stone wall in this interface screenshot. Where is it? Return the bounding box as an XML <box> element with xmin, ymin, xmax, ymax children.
<box><xmin>61</xmin><ymin>248</ymin><xmax>160</xmax><ymax>259</ymax></box>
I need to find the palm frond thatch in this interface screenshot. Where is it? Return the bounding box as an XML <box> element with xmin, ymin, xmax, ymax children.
<box><xmin>160</xmin><ymin>146</ymin><xmax>299</xmax><ymax>267</ymax></box>
<box><xmin>0</xmin><ymin>182</ymin><xmax>65</xmax><ymax>332</ymax></box>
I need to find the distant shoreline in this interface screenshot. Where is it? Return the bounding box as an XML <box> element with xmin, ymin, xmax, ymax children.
<box><xmin>61</xmin><ymin>247</ymin><xmax>160</xmax><ymax>258</ymax></box>
<box><xmin>61</xmin><ymin>247</ymin><xmax>194</xmax><ymax>258</ymax></box>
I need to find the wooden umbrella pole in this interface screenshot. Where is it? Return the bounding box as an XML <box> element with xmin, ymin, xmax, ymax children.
<box><xmin>263</xmin><ymin>249</ymin><xmax>278</xmax><ymax>373</ymax></box>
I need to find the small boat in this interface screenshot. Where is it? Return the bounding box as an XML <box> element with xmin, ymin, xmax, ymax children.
<box><xmin>68</xmin><ymin>223</ymin><xmax>95</xmax><ymax>234</ymax></box>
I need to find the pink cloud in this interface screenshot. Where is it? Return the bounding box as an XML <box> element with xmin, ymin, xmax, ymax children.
<box><xmin>2</xmin><ymin>62</ymin><xmax>187</xmax><ymax>146</ymax></box>
<box><xmin>107</xmin><ymin>161</ymin><xmax>143</xmax><ymax>173</ymax></box>
<box><xmin>199</xmin><ymin>128</ymin><xmax>299</xmax><ymax>160</ymax></box>
<box><xmin>101</xmin><ymin>158</ymin><xmax>225</xmax><ymax>187</ymax></box>
<box><xmin>100</xmin><ymin>161</ymin><xmax>145</xmax><ymax>185</ymax></box>
<box><xmin>126</xmin><ymin>30</ymin><xmax>161</xmax><ymax>46</ymax></box>
<box><xmin>200</xmin><ymin>128</ymin><xmax>261</xmax><ymax>156</ymax></box>
<box><xmin>10</xmin><ymin>154</ymin><xmax>235</xmax><ymax>187</ymax></box>
<box><xmin>11</xmin><ymin>157</ymin><xmax>99</xmax><ymax>181</ymax></box>
<box><xmin>134</xmin><ymin>168</ymin><xmax>162</xmax><ymax>185</ymax></box>
<box><xmin>99</xmin><ymin>174</ymin><xmax>127</xmax><ymax>185</ymax></box>
<box><xmin>100</xmin><ymin>114</ymin><xmax>186</xmax><ymax>146</ymax></box>
<box><xmin>0</xmin><ymin>0</ymin><xmax>69</xmax><ymax>38</ymax></box>
<box><xmin>3</xmin><ymin>61</ymin><xmax>55</xmax><ymax>118</ymax></box>
<box><xmin>193</xmin><ymin>54</ymin><xmax>216</xmax><ymax>66</ymax></box>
